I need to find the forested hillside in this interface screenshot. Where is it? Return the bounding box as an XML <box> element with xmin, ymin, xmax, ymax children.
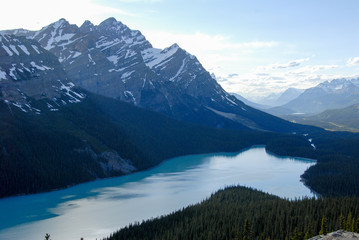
<box><xmin>106</xmin><ymin>186</ymin><xmax>359</xmax><ymax>240</ymax></box>
<box><xmin>0</xmin><ymin>90</ymin><xmax>280</xmax><ymax>197</ymax></box>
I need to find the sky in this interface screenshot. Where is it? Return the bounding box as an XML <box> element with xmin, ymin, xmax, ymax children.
<box><xmin>1</xmin><ymin>0</ymin><xmax>359</xmax><ymax>101</ymax></box>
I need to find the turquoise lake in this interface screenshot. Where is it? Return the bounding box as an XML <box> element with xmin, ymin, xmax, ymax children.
<box><xmin>0</xmin><ymin>146</ymin><xmax>315</xmax><ymax>240</ymax></box>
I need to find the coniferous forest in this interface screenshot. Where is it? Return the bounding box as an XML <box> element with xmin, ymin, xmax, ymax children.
<box><xmin>1</xmin><ymin>90</ymin><xmax>359</xmax><ymax>198</ymax></box>
<box><xmin>106</xmin><ymin>186</ymin><xmax>359</xmax><ymax>240</ymax></box>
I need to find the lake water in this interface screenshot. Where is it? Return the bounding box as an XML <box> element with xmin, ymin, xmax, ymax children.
<box><xmin>0</xmin><ymin>146</ymin><xmax>315</xmax><ymax>240</ymax></box>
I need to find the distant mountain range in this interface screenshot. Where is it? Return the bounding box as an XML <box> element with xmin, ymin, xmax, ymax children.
<box><xmin>285</xmin><ymin>103</ymin><xmax>359</xmax><ymax>132</ymax></box>
<box><xmin>255</xmin><ymin>88</ymin><xmax>305</xmax><ymax>107</ymax></box>
<box><xmin>265</xmin><ymin>78</ymin><xmax>359</xmax><ymax>116</ymax></box>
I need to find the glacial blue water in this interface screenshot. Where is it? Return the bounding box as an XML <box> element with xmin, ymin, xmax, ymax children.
<box><xmin>0</xmin><ymin>146</ymin><xmax>315</xmax><ymax>240</ymax></box>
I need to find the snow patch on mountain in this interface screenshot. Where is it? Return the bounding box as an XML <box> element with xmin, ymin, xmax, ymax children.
<box><xmin>0</xmin><ymin>69</ymin><xmax>6</xmax><ymax>80</ymax></box>
<box><xmin>31</xmin><ymin>45</ymin><xmax>41</xmax><ymax>54</ymax></box>
<box><xmin>2</xmin><ymin>45</ymin><xmax>13</xmax><ymax>56</ymax></box>
<box><xmin>207</xmin><ymin>107</ymin><xmax>238</xmax><ymax>121</ymax></box>
<box><xmin>169</xmin><ymin>58</ymin><xmax>187</xmax><ymax>81</ymax></box>
<box><xmin>121</xmin><ymin>70</ymin><xmax>135</xmax><ymax>80</ymax></box>
<box><xmin>141</xmin><ymin>44</ymin><xmax>179</xmax><ymax>69</ymax></box>
<box><xmin>9</xmin><ymin>45</ymin><xmax>20</xmax><ymax>55</ymax></box>
<box><xmin>317</xmin><ymin>79</ymin><xmax>356</xmax><ymax>93</ymax></box>
<box><xmin>107</xmin><ymin>55</ymin><xmax>119</xmax><ymax>65</ymax></box>
<box><xmin>58</xmin><ymin>81</ymin><xmax>85</xmax><ymax>103</ymax></box>
<box><xmin>30</xmin><ymin>61</ymin><xmax>54</xmax><ymax>71</ymax></box>
<box><xmin>18</xmin><ymin>45</ymin><xmax>30</xmax><ymax>55</ymax></box>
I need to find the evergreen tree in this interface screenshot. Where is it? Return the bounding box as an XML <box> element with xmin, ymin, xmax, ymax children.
<box><xmin>319</xmin><ymin>215</ymin><xmax>328</xmax><ymax>235</ymax></box>
<box><xmin>355</xmin><ymin>218</ymin><xmax>359</xmax><ymax>233</ymax></box>
<box><xmin>235</xmin><ymin>228</ymin><xmax>241</xmax><ymax>240</ymax></box>
<box><xmin>351</xmin><ymin>218</ymin><xmax>355</xmax><ymax>232</ymax></box>
<box><xmin>346</xmin><ymin>212</ymin><xmax>353</xmax><ymax>231</ymax></box>
<box><xmin>304</xmin><ymin>221</ymin><xmax>312</xmax><ymax>239</ymax></box>
<box><xmin>339</xmin><ymin>212</ymin><xmax>346</xmax><ymax>229</ymax></box>
<box><xmin>291</xmin><ymin>227</ymin><xmax>302</xmax><ymax>240</ymax></box>
<box><xmin>242</xmin><ymin>218</ymin><xmax>252</xmax><ymax>240</ymax></box>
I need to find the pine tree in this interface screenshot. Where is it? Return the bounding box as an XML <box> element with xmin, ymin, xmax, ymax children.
<box><xmin>304</xmin><ymin>221</ymin><xmax>312</xmax><ymax>239</ymax></box>
<box><xmin>351</xmin><ymin>218</ymin><xmax>355</xmax><ymax>232</ymax></box>
<box><xmin>242</xmin><ymin>218</ymin><xmax>252</xmax><ymax>240</ymax></box>
<box><xmin>339</xmin><ymin>212</ymin><xmax>346</xmax><ymax>229</ymax></box>
<box><xmin>346</xmin><ymin>212</ymin><xmax>353</xmax><ymax>231</ymax></box>
<box><xmin>291</xmin><ymin>227</ymin><xmax>302</xmax><ymax>240</ymax></box>
<box><xmin>319</xmin><ymin>215</ymin><xmax>328</xmax><ymax>235</ymax></box>
<box><xmin>235</xmin><ymin>227</ymin><xmax>241</xmax><ymax>240</ymax></box>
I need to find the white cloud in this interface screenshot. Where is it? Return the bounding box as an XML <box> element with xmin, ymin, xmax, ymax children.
<box><xmin>142</xmin><ymin>30</ymin><xmax>279</xmax><ymax>77</ymax></box>
<box><xmin>219</xmin><ymin>63</ymin><xmax>352</xmax><ymax>101</ymax></box>
<box><xmin>347</xmin><ymin>57</ymin><xmax>359</xmax><ymax>66</ymax></box>
<box><xmin>116</xmin><ymin>0</ymin><xmax>163</xmax><ymax>2</ymax></box>
<box><xmin>143</xmin><ymin>30</ymin><xmax>278</xmax><ymax>52</ymax></box>
<box><xmin>0</xmin><ymin>0</ymin><xmax>137</xmax><ymax>30</ymax></box>
<box><xmin>260</xmin><ymin>58</ymin><xmax>310</xmax><ymax>70</ymax></box>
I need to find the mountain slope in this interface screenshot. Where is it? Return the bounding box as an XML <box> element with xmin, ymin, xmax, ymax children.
<box><xmin>256</xmin><ymin>87</ymin><xmax>305</xmax><ymax>107</ymax></box>
<box><xmin>285</xmin><ymin>103</ymin><xmax>359</xmax><ymax>132</ymax></box>
<box><xmin>1</xmin><ymin>89</ymin><xmax>285</xmax><ymax>198</ymax></box>
<box><xmin>0</xmin><ymin>30</ymin><xmax>312</xmax><ymax>198</ymax></box>
<box><xmin>6</xmin><ymin>18</ymin><xmax>308</xmax><ymax>133</ymax></box>
<box><xmin>0</xmin><ymin>32</ymin><xmax>76</xmax><ymax>107</ymax></box>
<box><xmin>231</xmin><ymin>93</ymin><xmax>271</xmax><ymax>109</ymax></box>
<box><xmin>271</xmin><ymin>79</ymin><xmax>359</xmax><ymax>115</ymax></box>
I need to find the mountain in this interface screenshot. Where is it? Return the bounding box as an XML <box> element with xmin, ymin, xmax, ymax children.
<box><xmin>0</xmin><ymin>32</ymin><xmax>84</xmax><ymax>112</ymax></box>
<box><xmin>275</xmin><ymin>87</ymin><xmax>305</xmax><ymax>106</ymax></box>
<box><xmin>255</xmin><ymin>87</ymin><xmax>304</xmax><ymax>107</ymax></box>
<box><xmin>2</xmin><ymin>19</ymin><xmax>359</xmax><ymax>200</ymax></box>
<box><xmin>231</xmin><ymin>93</ymin><xmax>271</xmax><ymax>109</ymax></box>
<box><xmin>269</xmin><ymin>78</ymin><xmax>359</xmax><ymax>115</ymax></box>
<box><xmin>1</xmin><ymin>32</ymin><xmax>286</xmax><ymax>197</ymax></box>
<box><xmin>285</xmin><ymin>103</ymin><xmax>359</xmax><ymax>132</ymax></box>
<box><xmin>5</xmin><ymin>18</ymin><xmax>306</xmax><ymax>133</ymax></box>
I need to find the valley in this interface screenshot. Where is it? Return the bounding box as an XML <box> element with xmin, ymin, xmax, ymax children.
<box><xmin>1</xmin><ymin>8</ymin><xmax>359</xmax><ymax>240</ymax></box>
<box><xmin>0</xmin><ymin>147</ymin><xmax>314</xmax><ymax>240</ymax></box>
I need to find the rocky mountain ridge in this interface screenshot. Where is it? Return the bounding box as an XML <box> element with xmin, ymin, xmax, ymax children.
<box><xmin>267</xmin><ymin>78</ymin><xmax>359</xmax><ymax>115</ymax></box>
<box><xmin>2</xmin><ymin>17</ymin><xmax>307</xmax><ymax>132</ymax></box>
<box><xmin>0</xmin><ymin>32</ymin><xmax>84</xmax><ymax>113</ymax></box>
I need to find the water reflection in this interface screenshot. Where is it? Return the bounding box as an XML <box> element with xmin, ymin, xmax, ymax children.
<box><xmin>0</xmin><ymin>147</ymin><xmax>315</xmax><ymax>240</ymax></box>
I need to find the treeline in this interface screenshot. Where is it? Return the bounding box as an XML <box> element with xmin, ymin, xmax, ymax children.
<box><xmin>106</xmin><ymin>186</ymin><xmax>359</xmax><ymax>240</ymax></box>
<box><xmin>0</xmin><ymin>92</ymin><xmax>278</xmax><ymax>197</ymax></box>
<box><xmin>2</xmin><ymin>89</ymin><xmax>359</xmax><ymax>198</ymax></box>
<box><xmin>266</xmin><ymin>129</ymin><xmax>359</xmax><ymax>197</ymax></box>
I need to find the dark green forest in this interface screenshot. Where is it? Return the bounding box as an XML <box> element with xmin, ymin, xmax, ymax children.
<box><xmin>1</xmin><ymin>89</ymin><xmax>359</xmax><ymax>198</ymax></box>
<box><xmin>106</xmin><ymin>186</ymin><xmax>359</xmax><ymax>240</ymax></box>
<box><xmin>266</xmin><ymin>130</ymin><xmax>359</xmax><ymax>197</ymax></box>
<box><xmin>0</xmin><ymin>91</ymin><xmax>275</xmax><ymax>197</ymax></box>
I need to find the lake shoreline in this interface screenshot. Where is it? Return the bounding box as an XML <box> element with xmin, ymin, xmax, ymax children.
<box><xmin>0</xmin><ymin>144</ymin><xmax>317</xmax><ymax>200</ymax></box>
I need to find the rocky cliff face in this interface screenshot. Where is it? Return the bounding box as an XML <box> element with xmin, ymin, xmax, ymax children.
<box><xmin>0</xmin><ymin>32</ymin><xmax>84</xmax><ymax>113</ymax></box>
<box><xmin>4</xmin><ymin>17</ymin><xmax>305</xmax><ymax>132</ymax></box>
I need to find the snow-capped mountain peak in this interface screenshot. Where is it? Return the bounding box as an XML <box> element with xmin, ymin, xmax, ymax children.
<box><xmin>32</xmin><ymin>18</ymin><xmax>78</xmax><ymax>51</ymax></box>
<box><xmin>317</xmin><ymin>78</ymin><xmax>357</xmax><ymax>93</ymax></box>
<box><xmin>80</xmin><ymin>20</ymin><xmax>95</xmax><ymax>32</ymax></box>
<box><xmin>141</xmin><ymin>43</ymin><xmax>180</xmax><ymax>69</ymax></box>
<box><xmin>3</xmin><ymin>17</ymin><xmax>300</xmax><ymax>132</ymax></box>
